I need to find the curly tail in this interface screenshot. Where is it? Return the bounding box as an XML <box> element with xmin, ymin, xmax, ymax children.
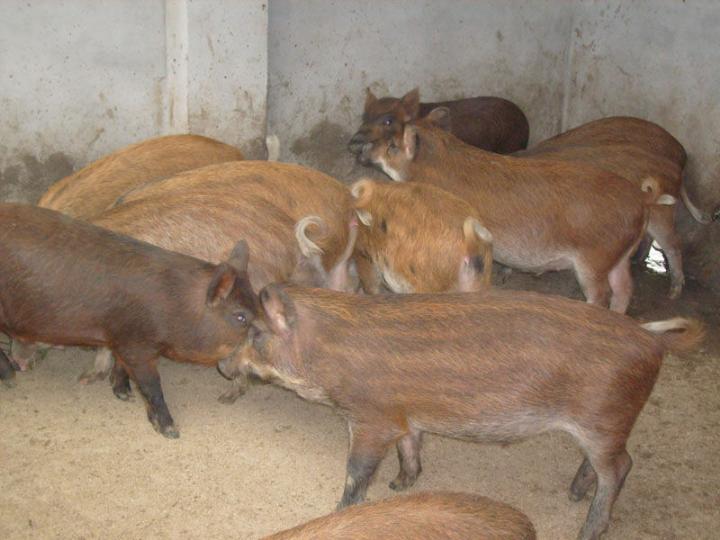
<box><xmin>295</xmin><ymin>215</ymin><xmax>327</xmax><ymax>257</ymax></box>
<box><xmin>641</xmin><ymin>317</ymin><xmax>705</xmax><ymax>353</ymax></box>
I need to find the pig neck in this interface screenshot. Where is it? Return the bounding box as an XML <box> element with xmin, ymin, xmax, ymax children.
<box><xmin>254</xmin><ymin>311</ymin><xmax>333</xmax><ymax>404</ymax></box>
<box><xmin>409</xmin><ymin>126</ymin><xmax>513</xmax><ymax>189</ymax></box>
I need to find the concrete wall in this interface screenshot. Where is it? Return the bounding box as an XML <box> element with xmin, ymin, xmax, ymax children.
<box><xmin>564</xmin><ymin>0</ymin><xmax>720</xmax><ymax>290</ymax></box>
<box><xmin>0</xmin><ymin>0</ymin><xmax>267</xmax><ymax>205</ymax></box>
<box><xmin>267</xmin><ymin>0</ymin><xmax>573</xmax><ymax>180</ymax></box>
<box><xmin>1</xmin><ymin>1</ymin><xmax>719</xmax><ymax>288</ymax></box>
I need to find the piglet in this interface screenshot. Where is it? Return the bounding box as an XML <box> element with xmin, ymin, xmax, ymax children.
<box><xmin>0</xmin><ymin>203</ymin><xmax>257</xmax><ymax>438</ymax></box>
<box><xmin>219</xmin><ymin>284</ymin><xmax>703</xmax><ymax>539</ymax></box>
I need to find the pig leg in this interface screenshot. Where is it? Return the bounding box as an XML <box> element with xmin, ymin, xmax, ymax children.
<box><xmin>115</xmin><ymin>351</ymin><xmax>178</xmax><ymax>439</ymax></box>
<box><xmin>10</xmin><ymin>339</ymin><xmax>38</xmax><ymax>371</ymax></box>
<box><xmin>338</xmin><ymin>423</ymin><xmax>398</xmax><ymax>508</ymax></box>
<box><xmin>0</xmin><ymin>347</ymin><xmax>16</xmax><ymax>388</ymax></box>
<box><xmin>78</xmin><ymin>348</ymin><xmax>114</xmax><ymax>384</ymax></box>
<box><xmin>217</xmin><ymin>375</ymin><xmax>249</xmax><ymax>404</ymax></box>
<box><xmin>569</xmin><ymin>457</ymin><xmax>597</xmax><ymax>501</ymax></box>
<box><xmin>389</xmin><ymin>429</ymin><xmax>423</xmax><ymax>491</ymax></box>
<box><xmin>647</xmin><ymin>205</ymin><xmax>684</xmax><ymax>299</ymax></box>
<box><xmin>578</xmin><ymin>447</ymin><xmax>633</xmax><ymax>540</ymax></box>
<box><xmin>608</xmin><ymin>255</ymin><xmax>633</xmax><ymax>314</ymax></box>
<box><xmin>355</xmin><ymin>252</ymin><xmax>382</xmax><ymax>294</ymax></box>
<box><xmin>110</xmin><ymin>362</ymin><xmax>133</xmax><ymax>401</ymax></box>
<box><xmin>573</xmin><ymin>260</ymin><xmax>610</xmax><ymax>307</ymax></box>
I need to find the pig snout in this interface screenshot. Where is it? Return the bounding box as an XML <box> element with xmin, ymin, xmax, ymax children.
<box><xmin>348</xmin><ymin>130</ymin><xmax>368</xmax><ymax>155</ymax></box>
<box><xmin>217</xmin><ymin>356</ymin><xmax>239</xmax><ymax>380</ymax></box>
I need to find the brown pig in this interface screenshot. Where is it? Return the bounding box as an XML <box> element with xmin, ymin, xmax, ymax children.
<box><xmin>361</xmin><ymin>108</ymin><xmax>676</xmax><ymax>313</ymax></box>
<box><xmin>263</xmin><ymin>492</ymin><xmax>536</xmax><ymax>540</ymax></box>
<box><xmin>38</xmin><ymin>134</ymin><xmax>244</xmax><ymax>220</ymax></box>
<box><xmin>219</xmin><ymin>284</ymin><xmax>703</xmax><ymax>540</ymax></box>
<box><xmin>78</xmin><ymin>161</ymin><xmax>356</xmax><ymax>403</ymax></box>
<box><xmin>348</xmin><ymin>178</ymin><xmax>493</xmax><ymax>294</ymax></box>
<box><xmin>0</xmin><ymin>203</ymin><xmax>257</xmax><ymax>438</ymax></box>
<box><xmin>515</xmin><ymin>117</ymin><xmax>688</xmax><ymax>298</ymax></box>
<box><xmin>348</xmin><ymin>88</ymin><xmax>529</xmax><ymax>159</ymax></box>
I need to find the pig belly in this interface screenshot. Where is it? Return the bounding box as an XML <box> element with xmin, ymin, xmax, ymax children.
<box><xmin>414</xmin><ymin>413</ymin><xmax>574</xmax><ymax>444</ymax></box>
<box><xmin>494</xmin><ymin>247</ymin><xmax>573</xmax><ymax>274</ymax></box>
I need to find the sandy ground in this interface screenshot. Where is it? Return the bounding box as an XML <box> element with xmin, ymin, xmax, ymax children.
<box><xmin>1</xmin><ymin>270</ymin><xmax>718</xmax><ymax>539</ymax></box>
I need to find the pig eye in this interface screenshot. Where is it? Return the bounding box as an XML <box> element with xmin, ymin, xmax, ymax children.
<box><xmin>234</xmin><ymin>312</ymin><xmax>248</xmax><ymax>324</ymax></box>
<box><xmin>382</xmin><ymin>116</ymin><xmax>394</xmax><ymax>126</ymax></box>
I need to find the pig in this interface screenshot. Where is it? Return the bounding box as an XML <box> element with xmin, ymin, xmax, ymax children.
<box><xmin>360</xmin><ymin>108</ymin><xmax>676</xmax><ymax>313</ymax></box>
<box><xmin>219</xmin><ymin>284</ymin><xmax>704</xmax><ymax>540</ymax></box>
<box><xmin>515</xmin><ymin>117</ymin><xmax>688</xmax><ymax>297</ymax></box>
<box><xmin>518</xmin><ymin>116</ymin><xmax>686</xmax><ymax>167</ymax></box>
<box><xmin>0</xmin><ymin>203</ymin><xmax>258</xmax><ymax>438</ymax></box>
<box><xmin>348</xmin><ymin>88</ymin><xmax>529</xmax><ymax>160</ymax></box>
<box><xmin>76</xmin><ymin>161</ymin><xmax>356</xmax><ymax>403</ymax></box>
<box><xmin>347</xmin><ymin>178</ymin><xmax>493</xmax><ymax>293</ymax></box>
<box><xmin>37</xmin><ymin>134</ymin><xmax>244</xmax><ymax>221</ymax></box>
<box><xmin>263</xmin><ymin>491</ymin><xmax>536</xmax><ymax>540</ymax></box>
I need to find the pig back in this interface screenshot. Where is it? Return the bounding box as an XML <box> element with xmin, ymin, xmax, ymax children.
<box><xmin>0</xmin><ymin>203</ymin><xmax>214</xmax><ymax>341</ymax></box>
<box><xmin>38</xmin><ymin>134</ymin><xmax>244</xmax><ymax>220</ymax></box>
<box><xmin>419</xmin><ymin>96</ymin><xmax>529</xmax><ymax>154</ymax></box>
<box><xmin>109</xmin><ymin>161</ymin><xmax>353</xmax><ymax>274</ymax></box>
<box><xmin>264</xmin><ymin>492</ymin><xmax>536</xmax><ymax>540</ymax></box>
<box><xmin>286</xmin><ymin>287</ymin><xmax>664</xmax><ymax>437</ymax></box>
<box><xmin>524</xmin><ymin>116</ymin><xmax>686</xmax><ymax>167</ymax></box>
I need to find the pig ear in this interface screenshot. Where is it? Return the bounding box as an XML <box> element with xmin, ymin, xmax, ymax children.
<box><xmin>227</xmin><ymin>240</ymin><xmax>250</xmax><ymax>273</ymax></box>
<box><xmin>426</xmin><ymin>107</ymin><xmax>452</xmax><ymax>131</ymax></box>
<box><xmin>259</xmin><ymin>285</ymin><xmax>296</xmax><ymax>338</ymax></box>
<box><xmin>207</xmin><ymin>263</ymin><xmax>238</xmax><ymax>307</ymax></box>
<box><xmin>364</xmin><ymin>87</ymin><xmax>378</xmax><ymax>111</ymax></box>
<box><xmin>402</xmin><ymin>126</ymin><xmax>419</xmax><ymax>160</ymax></box>
<box><xmin>401</xmin><ymin>88</ymin><xmax>420</xmax><ymax>119</ymax></box>
<box><xmin>350</xmin><ymin>179</ymin><xmax>375</xmax><ymax>209</ymax></box>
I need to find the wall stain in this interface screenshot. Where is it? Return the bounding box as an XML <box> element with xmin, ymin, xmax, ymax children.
<box><xmin>1</xmin><ymin>152</ymin><xmax>74</xmax><ymax>204</ymax></box>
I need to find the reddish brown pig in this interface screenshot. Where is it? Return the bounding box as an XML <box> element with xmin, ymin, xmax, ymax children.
<box><xmin>219</xmin><ymin>284</ymin><xmax>703</xmax><ymax>540</ymax></box>
<box><xmin>348</xmin><ymin>178</ymin><xmax>493</xmax><ymax>293</ymax></box>
<box><xmin>519</xmin><ymin>116</ymin><xmax>686</xmax><ymax>167</ymax></box>
<box><xmin>38</xmin><ymin>134</ymin><xmax>244</xmax><ymax>220</ymax></box>
<box><xmin>78</xmin><ymin>161</ymin><xmax>356</xmax><ymax>402</ymax></box>
<box><xmin>263</xmin><ymin>492</ymin><xmax>536</xmax><ymax>540</ymax></box>
<box><xmin>0</xmin><ymin>203</ymin><xmax>257</xmax><ymax>438</ymax></box>
<box><xmin>348</xmin><ymin>88</ymin><xmax>529</xmax><ymax>159</ymax></box>
<box><xmin>515</xmin><ymin>117</ymin><xmax>688</xmax><ymax>297</ymax></box>
<box><xmin>361</xmin><ymin>108</ymin><xmax>674</xmax><ymax>313</ymax></box>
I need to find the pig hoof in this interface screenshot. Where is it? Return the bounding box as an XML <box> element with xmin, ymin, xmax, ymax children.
<box><xmin>113</xmin><ymin>389</ymin><xmax>132</xmax><ymax>401</ymax></box>
<box><xmin>78</xmin><ymin>370</ymin><xmax>109</xmax><ymax>385</ymax></box>
<box><xmin>388</xmin><ymin>479</ymin><xmax>407</xmax><ymax>491</ymax></box>
<box><xmin>568</xmin><ymin>489</ymin><xmax>586</xmax><ymax>502</ymax></box>
<box><xmin>161</xmin><ymin>425</ymin><xmax>180</xmax><ymax>439</ymax></box>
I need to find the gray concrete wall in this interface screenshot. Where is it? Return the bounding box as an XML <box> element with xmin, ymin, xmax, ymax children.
<box><xmin>0</xmin><ymin>0</ymin><xmax>268</xmax><ymax>204</ymax></box>
<box><xmin>267</xmin><ymin>0</ymin><xmax>573</xmax><ymax>180</ymax></box>
<box><xmin>564</xmin><ymin>0</ymin><xmax>720</xmax><ymax>290</ymax></box>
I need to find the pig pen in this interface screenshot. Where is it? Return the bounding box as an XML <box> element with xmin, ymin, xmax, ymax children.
<box><xmin>1</xmin><ymin>269</ymin><xmax>718</xmax><ymax>540</ymax></box>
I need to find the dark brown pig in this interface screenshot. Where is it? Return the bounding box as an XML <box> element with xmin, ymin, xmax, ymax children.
<box><xmin>79</xmin><ymin>161</ymin><xmax>356</xmax><ymax>403</ymax></box>
<box><xmin>263</xmin><ymin>492</ymin><xmax>536</xmax><ymax>540</ymax></box>
<box><xmin>348</xmin><ymin>88</ymin><xmax>529</xmax><ymax>159</ymax></box>
<box><xmin>38</xmin><ymin>134</ymin><xmax>244</xmax><ymax>220</ymax></box>
<box><xmin>219</xmin><ymin>284</ymin><xmax>704</xmax><ymax>540</ymax></box>
<box><xmin>361</xmin><ymin>108</ymin><xmax>675</xmax><ymax>313</ymax></box>
<box><xmin>348</xmin><ymin>178</ymin><xmax>493</xmax><ymax>293</ymax></box>
<box><xmin>0</xmin><ymin>203</ymin><xmax>257</xmax><ymax>438</ymax></box>
<box><xmin>515</xmin><ymin>117</ymin><xmax>688</xmax><ymax>297</ymax></box>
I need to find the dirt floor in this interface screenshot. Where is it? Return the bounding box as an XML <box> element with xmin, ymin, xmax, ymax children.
<box><xmin>1</xmin><ymin>268</ymin><xmax>718</xmax><ymax>539</ymax></box>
